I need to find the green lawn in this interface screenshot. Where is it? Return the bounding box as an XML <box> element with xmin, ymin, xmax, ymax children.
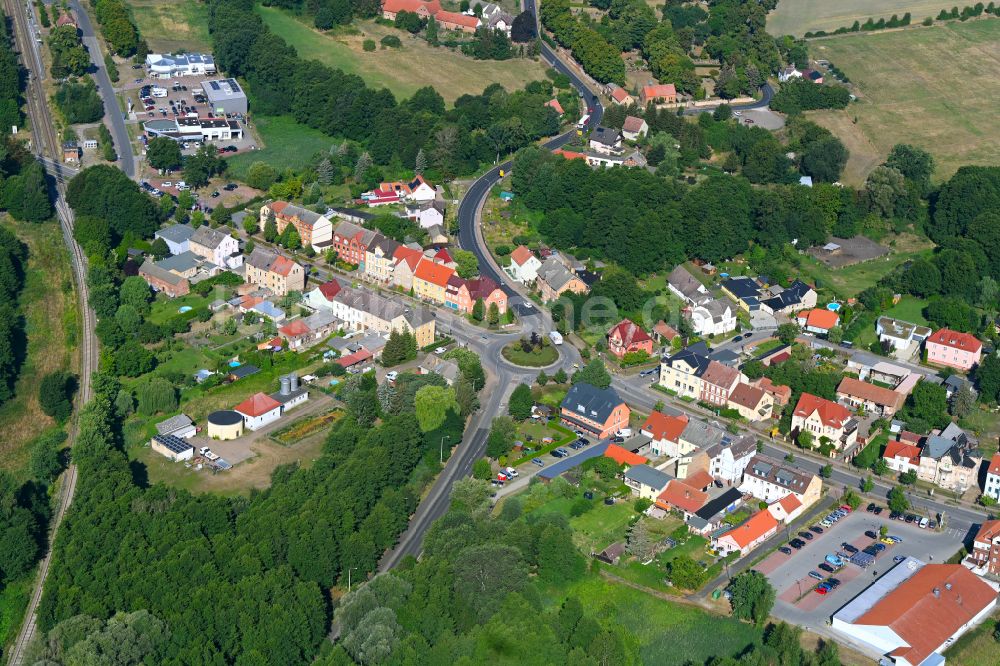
<box><xmin>767</xmin><ymin>0</ymin><xmax>963</xmax><ymax>36</ymax></box>
<box><xmin>502</xmin><ymin>341</ymin><xmax>559</xmax><ymax>367</ymax></box>
<box><xmin>532</xmin><ymin>384</ymin><xmax>568</xmax><ymax>409</ymax></box>
<box><xmin>882</xmin><ymin>296</ymin><xmax>930</xmax><ymax>325</ymax></box>
<box><xmin>147</xmin><ymin>293</ymin><xmax>212</xmax><ymax>325</ymax></box>
<box><xmin>129</xmin><ymin>0</ymin><xmax>212</xmax><ymax>52</ymax></box>
<box><xmin>797</xmin><ymin>234</ymin><xmax>935</xmax><ymax>298</ymax></box>
<box><xmin>258</xmin><ymin>8</ymin><xmax>548</xmax><ymax>105</ymax></box>
<box><xmin>0</xmin><ymin>576</ymin><xmax>31</xmax><ymax>652</ymax></box>
<box><xmin>228</xmin><ymin>115</ymin><xmax>338</xmax><ymax>180</ymax></box>
<box><xmin>943</xmin><ymin>608</ymin><xmax>1000</xmax><ymax>666</ymax></box>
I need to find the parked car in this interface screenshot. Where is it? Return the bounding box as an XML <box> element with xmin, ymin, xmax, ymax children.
<box><xmin>799</xmin><ymin>531</ymin><xmax>814</xmax><ymax>541</ymax></box>
<box><xmin>808</xmin><ymin>571</ymin><xmax>824</xmax><ymax>580</ymax></box>
<box><xmin>810</xmin><ymin>526</ymin><xmax>824</xmax><ymax>534</ymax></box>
<box><xmin>551</xmin><ymin>449</ymin><xmax>567</xmax><ymax>459</ymax></box>
<box><xmin>531</xmin><ymin>458</ymin><xmax>545</xmax><ymax>467</ymax></box>
<box><xmin>825</xmin><ymin>554</ymin><xmax>845</xmax><ymax>567</ymax></box>
<box><xmin>814</xmin><ymin>585</ymin><xmax>829</xmax><ymax>595</ymax></box>
<box><xmin>919</xmin><ymin>517</ymin><xmax>929</xmax><ymax>529</ymax></box>
<box><xmin>385</xmin><ymin>371</ymin><xmax>398</xmax><ymax>382</ymax></box>
<box><xmin>790</xmin><ymin>538</ymin><xmax>806</xmax><ymax>549</ymax></box>
<box><xmin>873</xmin><ymin>507</ymin><xmax>884</xmax><ymax>515</ymax></box>
<box><xmin>873</xmin><ymin>543</ymin><xmax>886</xmax><ymax>552</ymax></box>
<box><xmin>840</xmin><ymin>505</ymin><xmax>853</xmax><ymax>513</ymax></box>
<box><xmin>865</xmin><ymin>530</ymin><xmax>878</xmax><ymax>539</ymax></box>
<box><xmin>818</xmin><ymin>563</ymin><xmax>835</xmax><ymax>573</ymax></box>
<box><xmin>889</xmin><ymin>511</ymin><xmax>902</xmax><ymax>521</ymax></box>
<box><xmin>893</xmin><ymin>555</ymin><xmax>906</xmax><ymax>563</ymax></box>
<box><xmin>504</xmin><ymin>467</ymin><xmax>519</xmax><ymax>478</ymax></box>
<box><xmin>866</xmin><ymin>503</ymin><xmax>876</xmax><ymax>513</ymax></box>
<box><xmin>223</xmin><ymin>183</ymin><xmax>238</xmax><ymax>191</ymax></box>
<box><xmin>842</xmin><ymin>544</ymin><xmax>858</xmax><ymax>554</ymax></box>
<box><xmin>826</xmin><ymin>578</ymin><xmax>841</xmax><ymax>589</ymax></box>
<box><xmin>779</xmin><ymin>547</ymin><xmax>792</xmax><ymax>555</ymax></box>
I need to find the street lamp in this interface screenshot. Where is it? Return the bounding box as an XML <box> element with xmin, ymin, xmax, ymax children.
<box><xmin>440</xmin><ymin>435</ymin><xmax>451</xmax><ymax>464</ymax></box>
<box><xmin>347</xmin><ymin>566</ymin><xmax>359</xmax><ymax>593</ymax></box>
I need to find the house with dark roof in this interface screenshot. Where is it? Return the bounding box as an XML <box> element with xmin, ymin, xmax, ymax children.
<box><xmin>667</xmin><ymin>265</ymin><xmax>711</xmax><ymax>306</ymax></box>
<box><xmin>560</xmin><ymin>383</ymin><xmax>630</xmax><ymax>439</ymax></box>
<box><xmin>139</xmin><ymin>260</ymin><xmax>190</xmax><ymax>297</ymax></box>
<box><xmin>917</xmin><ymin>423</ymin><xmax>981</xmax><ymax>492</ymax></box>
<box><xmin>759</xmin><ymin>279</ymin><xmax>817</xmax><ymax>315</ymax></box>
<box><xmin>623</xmin><ymin>464</ymin><xmax>673</xmax><ymax>500</ymax></box>
<box><xmin>721</xmin><ymin>276</ymin><xmax>762</xmax><ymax>311</ymax></box>
<box><xmin>727</xmin><ymin>383</ymin><xmax>774</xmax><ymax>421</ymax></box>
<box><xmin>154</xmin><ymin>223</ymin><xmax>195</xmax><ymax>255</ymax></box>
<box><xmin>536</xmin><ymin>257</ymin><xmax>588</xmax><ymax>302</ymax></box>
<box><xmin>589</xmin><ymin>127</ymin><xmax>622</xmax><ymax>154</ymax></box>
<box><xmin>687</xmin><ymin>487</ymin><xmax>744</xmax><ymax>535</ymax></box>
<box><xmin>189</xmin><ymin>225</ymin><xmax>241</xmax><ymax>269</ymax></box>
<box><xmin>658</xmin><ymin>344</ymin><xmax>711</xmax><ymax>401</ymax></box>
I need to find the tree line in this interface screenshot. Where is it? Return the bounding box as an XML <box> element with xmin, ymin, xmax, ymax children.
<box><xmin>206</xmin><ymin>0</ymin><xmax>559</xmax><ymax>178</ymax></box>
<box><xmin>93</xmin><ymin>0</ymin><xmax>146</xmax><ymax>57</ymax></box>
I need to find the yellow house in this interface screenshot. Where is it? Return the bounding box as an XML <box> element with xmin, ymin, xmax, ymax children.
<box><xmin>413</xmin><ymin>259</ymin><xmax>454</xmax><ymax>305</ymax></box>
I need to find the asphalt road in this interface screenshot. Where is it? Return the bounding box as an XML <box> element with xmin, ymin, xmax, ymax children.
<box><xmin>69</xmin><ymin>0</ymin><xmax>135</xmax><ymax>178</ymax></box>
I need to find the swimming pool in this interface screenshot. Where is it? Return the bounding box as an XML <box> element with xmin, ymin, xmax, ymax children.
<box><xmin>178</xmin><ymin>306</ymin><xmax>192</xmax><ymax>313</ymax></box>
<box><xmin>229</xmin><ymin>361</ymin><xmax>241</xmax><ymax>368</ymax></box>
<box><xmin>827</xmin><ymin>303</ymin><xmax>841</xmax><ymax>312</ymax></box>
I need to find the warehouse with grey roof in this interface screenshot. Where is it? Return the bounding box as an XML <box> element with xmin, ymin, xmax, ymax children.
<box><xmin>202</xmin><ymin>78</ymin><xmax>248</xmax><ymax>115</ymax></box>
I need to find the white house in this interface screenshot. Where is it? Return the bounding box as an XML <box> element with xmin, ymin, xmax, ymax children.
<box><xmin>778</xmin><ymin>66</ymin><xmax>801</xmax><ymax>82</ymax></box>
<box><xmin>689</xmin><ymin>299</ymin><xmax>737</xmax><ymax>337</ymax></box>
<box><xmin>154</xmin><ymin>224</ymin><xmax>195</xmax><ymax>256</ymax></box>
<box><xmin>621</xmin><ymin>116</ymin><xmax>649</xmax><ymax>141</ymax></box>
<box><xmin>876</xmin><ymin>316</ymin><xmax>932</xmax><ymax>358</ymax></box>
<box><xmin>705</xmin><ymin>434</ymin><xmax>757</xmax><ymax>486</ymax></box>
<box><xmin>234</xmin><ymin>393</ymin><xmax>282</xmax><ymax>430</ymax></box>
<box><xmin>407</xmin><ymin>205</ymin><xmax>444</xmax><ymax>229</ymax></box>
<box><xmin>145</xmin><ymin>53</ymin><xmax>216</xmax><ymax>78</ymax></box>
<box><xmin>985</xmin><ymin>454</ymin><xmax>1000</xmax><ymax>503</ymax></box>
<box><xmin>507</xmin><ymin>245</ymin><xmax>542</xmax><ymax>284</ymax></box>
<box><xmin>189</xmin><ymin>225</ymin><xmax>242</xmax><ymax>269</ymax></box>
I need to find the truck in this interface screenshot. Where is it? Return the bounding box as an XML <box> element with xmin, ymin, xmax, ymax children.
<box><xmin>150</xmin><ymin>86</ymin><xmax>168</xmax><ymax>98</ymax></box>
<box><xmin>199</xmin><ymin>447</ymin><xmax>220</xmax><ymax>461</ymax></box>
<box><xmin>548</xmin><ymin>331</ymin><xmax>563</xmax><ymax>345</ymax></box>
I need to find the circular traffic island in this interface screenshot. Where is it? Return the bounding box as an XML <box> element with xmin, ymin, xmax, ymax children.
<box><xmin>501</xmin><ymin>336</ymin><xmax>560</xmax><ymax>367</ymax></box>
<box><xmin>207</xmin><ymin>410</ymin><xmax>244</xmax><ymax>440</ymax></box>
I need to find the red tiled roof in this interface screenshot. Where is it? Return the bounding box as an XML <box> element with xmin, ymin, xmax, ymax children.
<box><xmin>545</xmin><ymin>98</ymin><xmax>564</xmax><ymax>114</ymax></box>
<box><xmin>270</xmin><ymin>255</ymin><xmax>297</xmax><ymax>277</ymax></box>
<box><xmin>269</xmin><ymin>201</ymin><xmax>289</xmax><ymax>214</ymax></box>
<box><xmin>465</xmin><ymin>276</ymin><xmax>501</xmax><ymax>302</ymax></box>
<box><xmin>975</xmin><ymin>519</ymin><xmax>1000</xmax><ymax>544</ymax></box>
<box><xmin>510</xmin><ymin>245</ymin><xmax>534</xmax><ymax>267</ymax></box>
<box><xmin>641</xmin><ymin>412</ymin><xmax>688</xmax><ymax>442</ymax></box>
<box><xmin>729</xmin><ymin>382</ymin><xmax>767</xmax><ymax>409</ymax></box>
<box><xmin>701</xmin><ymin>360</ymin><xmax>740</xmax><ymax>390</ymax></box>
<box><xmin>778</xmin><ymin>493</ymin><xmax>801</xmax><ymax>513</ymax></box>
<box><xmin>653</xmin><ymin>320</ymin><xmax>678</xmax><ymax>341</ymax></box>
<box><xmin>414</xmin><ymin>259</ymin><xmax>455</xmax><ymax>287</ymax></box>
<box><xmin>683</xmin><ymin>469</ymin><xmax>714</xmax><ymax>491</ymax></box>
<box><xmin>553</xmin><ymin>148</ymin><xmax>586</xmax><ymax>161</ymax></box>
<box><xmin>382</xmin><ymin>0</ymin><xmax>442</xmax><ymax>14</ymax></box>
<box><xmin>240</xmin><ymin>295</ymin><xmax>263</xmax><ymax>310</ymax></box>
<box><xmin>797</xmin><ymin>308</ymin><xmax>840</xmax><ymax>330</ymax></box>
<box><xmin>608</xmin><ymin>319</ymin><xmax>652</xmax><ymax>347</ymax></box>
<box><xmin>719</xmin><ymin>510</ymin><xmax>778</xmax><ymax>549</ymax></box>
<box><xmin>622</xmin><ymin>116</ymin><xmax>645</xmax><ymax>133</ymax></box>
<box><xmin>278</xmin><ymin>319</ymin><xmax>310</xmax><ymax>337</ymax></box>
<box><xmin>884</xmin><ymin>439</ymin><xmax>921</xmax><ymax>465</ymax></box>
<box><xmin>755</xmin><ymin>377</ymin><xmax>792</xmax><ymax>402</ymax></box>
<box><xmin>853</xmin><ymin>565</ymin><xmax>997</xmax><ymax>666</ymax></box>
<box><xmin>234</xmin><ymin>392</ymin><xmax>281</xmax><ymax>418</ymax></box>
<box><xmin>436</xmin><ymin>9</ymin><xmax>479</xmax><ymax>27</ymax></box>
<box><xmin>642</xmin><ymin>83</ymin><xmax>676</xmax><ymax>100</ymax></box>
<box><xmin>656</xmin><ymin>479</ymin><xmax>709</xmax><ymax>514</ymax></box>
<box><xmin>318</xmin><ymin>281</ymin><xmax>341</xmax><ymax>301</ymax></box>
<box><xmin>604</xmin><ymin>443</ymin><xmax>648</xmax><ymax>467</ymax></box>
<box><xmin>434</xmin><ymin>248</ymin><xmax>454</xmax><ymax>264</ymax></box>
<box><xmin>837</xmin><ymin>377</ymin><xmax>905</xmax><ymax>411</ymax></box>
<box><xmin>989</xmin><ymin>453</ymin><xmax>1000</xmax><ymax>476</ymax></box>
<box><xmin>927</xmin><ymin>328</ymin><xmax>982</xmax><ymax>353</ymax></box>
<box><xmin>393</xmin><ymin>245</ymin><xmax>423</xmax><ymax>270</ymax></box>
<box><xmin>610</xmin><ymin>86</ymin><xmax>630</xmax><ymax>102</ymax></box>
<box><xmin>335</xmin><ymin>348</ymin><xmax>373</xmax><ymax>368</ymax></box>
<box><xmin>793</xmin><ymin>392</ymin><xmax>852</xmax><ymax>429</ymax></box>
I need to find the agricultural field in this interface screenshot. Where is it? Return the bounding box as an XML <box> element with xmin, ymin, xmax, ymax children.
<box><xmin>128</xmin><ymin>0</ymin><xmax>211</xmax><ymax>52</ymax></box>
<box><xmin>0</xmin><ymin>221</ymin><xmax>76</xmax><ymax>475</ymax></box>
<box><xmin>767</xmin><ymin>0</ymin><xmax>960</xmax><ymax>36</ymax></box>
<box><xmin>258</xmin><ymin>7</ymin><xmax>549</xmax><ymax>104</ymax></box>
<box><xmin>808</xmin><ymin>20</ymin><xmax>1000</xmax><ymax>181</ymax></box>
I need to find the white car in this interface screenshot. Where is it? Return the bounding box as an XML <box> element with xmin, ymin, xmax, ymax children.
<box><xmin>734</xmin><ymin>110</ymin><xmax>742</xmax><ymax>117</ymax></box>
<box><xmin>162</xmin><ymin>181</ymin><xmax>173</xmax><ymax>187</ymax></box>
<box><xmin>434</xmin><ymin>347</ymin><xmax>447</xmax><ymax>355</ymax></box>
<box><xmin>385</xmin><ymin>371</ymin><xmax>398</xmax><ymax>382</ymax></box>
<box><xmin>504</xmin><ymin>467</ymin><xmax>519</xmax><ymax>478</ymax></box>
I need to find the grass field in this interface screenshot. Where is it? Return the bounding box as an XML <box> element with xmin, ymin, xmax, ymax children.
<box><xmin>228</xmin><ymin>115</ymin><xmax>338</xmax><ymax>179</ymax></box>
<box><xmin>943</xmin><ymin>608</ymin><xmax>1000</xmax><ymax>665</ymax></box>
<box><xmin>502</xmin><ymin>340</ymin><xmax>559</xmax><ymax>366</ymax></box>
<box><xmin>128</xmin><ymin>0</ymin><xmax>211</xmax><ymax>52</ymax></box>
<box><xmin>807</xmin><ymin>110</ymin><xmax>882</xmax><ymax>186</ymax></box>
<box><xmin>808</xmin><ymin>20</ymin><xmax>1000</xmax><ymax>181</ymax></box>
<box><xmin>795</xmin><ymin>233</ymin><xmax>934</xmax><ymax>298</ymax></box>
<box><xmin>768</xmin><ymin>0</ymin><xmax>961</xmax><ymax>36</ymax></box>
<box><xmin>0</xmin><ymin>221</ymin><xmax>76</xmax><ymax>475</ymax></box>
<box><xmin>258</xmin><ymin>7</ymin><xmax>549</xmax><ymax>104</ymax></box>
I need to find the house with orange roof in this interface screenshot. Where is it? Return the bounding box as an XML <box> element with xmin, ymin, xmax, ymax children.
<box><xmin>606</xmin><ymin>83</ymin><xmax>634</xmax><ymax>105</ymax></box>
<box><xmin>545</xmin><ymin>98</ymin><xmax>564</xmax><ymax>115</ymax></box>
<box><xmin>391</xmin><ymin>245</ymin><xmax>424</xmax><ymax>291</ymax></box>
<box><xmin>766</xmin><ymin>493</ymin><xmax>804</xmax><ymax>523</ymax></box>
<box><xmin>837</xmin><ymin>376</ymin><xmax>906</xmax><ymax>417</ymax></box>
<box><xmin>435</xmin><ymin>10</ymin><xmax>480</xmax><ymax>32</ymax></box>
<box><xmin>883</xmin><ymin>439</ymin><xmax>922</xmax><ymax>475</ymax></box>
<box><xmin>796</xmin><ymin>308</ymin><xmax>840</xmax><ymax>335</ymax></box>
<box><xmin>233</xmin><ymin>392</ymin><xmax>282</xmax><ymax>430</ymax></box>
<box><xmin>925</xmin><ymin>327</ymin><xmax>983</xmax><ymax>370</ymax></box>
<box><xmin>607</xmin><ymin>319</ymin><xmax>653</xmax><ymax>359</ymax></box>
<box><xmin>752</xmin><ymin>377</ymin><xmax>792</xmax><ymax>406</ymax></box>
<box><xmin>639</xmin><ymin>83</ymin><xmax>677</xmax><ymax>106</ymax></box>
<box><xmin>727</xmin><ymin>382</ymin><xmax>774</xmax><ymax>421</ymax></box>
<box><xmin>713</xmin><ymin>510</ymin><xmax>778</xmax><ymax>556</ymax></box>
<box><xmin>640</xmin><ymin>411</ymin><xmax>688</xmax><ymax>458</ymax></box>
<box><xmin>655</xmin><ymin>478</ymin><xmax>709</xmax><ymax>518</ymax></box>
<box><xmin>381</xmin><ymin>0</ymin><xmax>441</xmax><ymax>20</ymax></box>
<box><xmin>969</xmin><ymin>518</ymin><xmax>1000</xmax><ymax>575</ymax></box>
<box><xmin>622</xmin><ymin>115</ymin><xmax>648</xmax><ymax>141</ymax></box>
<box><xmin>379</xmin><ymin>174</ymin><xmax>438</xmax><ymax>203</ymax></box>
<box><xmin>277</xmin><ymin>319</ymin><xmax>311</xmax><ymax>349</ymax></box>
<box><xmin>553</xmin><ymin>148</ymin><xmax>587</xmax><ymax>161</ymax></box>
<box><xmin>984</xmin><ymin>453</ymin><xmax>1000</xmax><ymax>503</ymax></box>
<box><xmin>449</xmin><ymin>276</ymin><xmax>507</xmax><ymax>315</ymax></box>
<box><xmin>261</xmin><ymin>200</ymin><xmax>333</xmax><ymax>250</ymax></box>
<box><xmin>244</xmin><ymin>247</ymin><xmax>305</xmax><ymax>296</ymax></box>
<box><xmin>508</xmin><ymin>245</ymin><xmax>542</xmax><ymax>284</ymax></box>
<box><xmin>652</xmin><ymin>320</ymin><xmax>678</xmax><ymax>344</ymax></box>
<box><xmin>791</xmin><ymin>392</ymin><xmax>858</xmax><ymax>451</ymax></box>
<box><xmin>413</xmin><ymin>258</ymin><xmax>456</xmax><ymax>305</ymax></box>
<box><xmin>831</xmin><ymin>562</ymin><xmax>998</xmax><ymax>666</ymax></box>
<box><xmin>603</xmin><ymin>443</ymin><xmax>648</xmax><ymax>468</ymax></box>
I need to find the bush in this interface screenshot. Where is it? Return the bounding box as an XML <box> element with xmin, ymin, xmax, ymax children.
<box><xmin>569</xmin><ymin>497</ymin><xmax>592</xmax><ymax>517</ymax></box>
<box><xmin>380</xmin><ymin>35</ymin><xmax>402</xmax><ymax>48</ymax></box>
<box><xmin>363</xmin><ymin>39</ymin><xmax>376</xmax><ymax>51</ymax></box>
<box><xmin>54</xmin><ymin>80</ymin><xmax>105</xmax><ymax>124</ymax></box>
<box><xmin>39</xmin><ymin>372</ymin><xmax>75</xmax><ymax>422</ymax></box>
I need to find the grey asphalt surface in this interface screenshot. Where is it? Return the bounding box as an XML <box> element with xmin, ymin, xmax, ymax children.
<box><xmin>70</xmin><ymin>0</ymin><xmax>135</xmax><ymax>178</ymax></box>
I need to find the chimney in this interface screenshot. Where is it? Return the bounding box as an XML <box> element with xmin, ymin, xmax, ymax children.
<box><xmin>946</xmin><ymin>583</ymin><xmax>953</xmax><ymax>590</ymax></box>
<box><xmin>280</xmin><ymin>375</ymin><xmax>291</xmax><ymax>396</ymax></box>
<box><xmin>933</xmin><ymin>588</ymin><xmax>940</xmax><ymax>598</ymax></box>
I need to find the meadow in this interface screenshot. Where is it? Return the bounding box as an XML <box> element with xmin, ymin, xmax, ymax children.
<box><xmin>808</xmin><ymin>20</ymin><xmax>1000</xmax><ymax>181</ymax></box>
<box><xmin>128</xmin><ymin>0</ymin><xmax>212</xmax><ymax>52</ymax></box>
<box><xmin>768</xmin><ymin>0</ymin><xmax>962</xmax><ymax>36</ymax></box>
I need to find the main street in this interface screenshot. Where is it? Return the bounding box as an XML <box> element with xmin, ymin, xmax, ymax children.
<box><xmin>6</xmin><ymin>0</ymin><xmax>102</xmax><ymax>661</ymax></box>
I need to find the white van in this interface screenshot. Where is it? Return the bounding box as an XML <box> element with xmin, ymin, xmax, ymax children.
<box><xmin>150</xmin><ymin>86</ymin><xmax>168</xmax><ymax>98</ymax></box>
<box><xmin>548</xmin><ymin>331</ymin><xmax>563</xmax><ymax>345</ymax></box>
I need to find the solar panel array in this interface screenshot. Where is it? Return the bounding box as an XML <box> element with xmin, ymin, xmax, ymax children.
<box><xmin>153</xmin><ymin>434</ymin><xmax>193</xmax><ymax>455</ymax></box>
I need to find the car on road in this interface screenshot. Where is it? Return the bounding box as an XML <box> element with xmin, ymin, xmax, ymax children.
<box><xmin>610</xmin><ymin>436</ymin><xmax>625</xmax><ymax>443</ymax></box>
<box><xmin>779</xmin><ymin>547</ymin><xmax>792</xmax><ymax>555</ymax></box>
<box><xmin>808</xmin><ymin>571</ymin><xmax>823</xmax><ymax>580</ymax></box>
<box><xmin>639</xmin><ymin>368</ymin><xmax>657</xmax><ymax>377</ymax></box>
<box><xmin>531</xmin><ymin>458</ymin><xmax>545</xmax><ymax>467</ymax></box>
<box><xmin>893</xmin><ymin>555</ymin><xmax>906</xmax><ymax>563</ymax></box>
<box><xmin>798</xmin><ymin>531</ymin><xmax>814</xmax><ymax>541</ymax></box>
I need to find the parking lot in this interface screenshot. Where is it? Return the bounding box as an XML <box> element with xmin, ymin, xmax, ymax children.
<box><xmin>761</xmin><ymin>506</ymin><xmax>968</xmax><ymax>627</ymax></box>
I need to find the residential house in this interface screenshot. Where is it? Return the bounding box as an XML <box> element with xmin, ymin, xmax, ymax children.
<box><xmin>796</xmin><ymin>308</ymin><xmax>840</xmax><ymax>335</ymax></box>
<box><xmin>701</xmin><ymin>433</ymin><xmax>757</xmax><ymax>486</ymax></box>
<box><xmin>778</xmin><ymin>66</ymin><xmax>801</xmax><ymax>82</ymax></box>
<box><xmin>434</xmin><ymin>9</ymin><xmax>480</xmax><ymax>32</ymax></box>
<box><xmin>447</xmin><ymin>276</ymin><xmax>508</xmax><ymax>315</ymax></box>
<box><xmin>428</xmin><ymin>247</ymin><xmax>456</xmax><ymax>269</ymax></box>
<box><xmin>189</xmin><ymin>226</ymin><xmax>241</xmax><ymax>269</ymax></box>
<box><xmin>721</xmin><ymin>276</ymin><xmax>761</xmax><ymax>311</ymax></box>
<box><xmin>667</xmin><ymin>265</ymin><xmax>710</xmax><ymax>305</ymax></box>
<box><xmin>479</xmin><ymin>3</ymin><xmax>513</xmax><ymax>34</ymax></box>
<box><xmin>640</xmin><ymin>411</ymin><xmax>689</xmax><ymax>458</ymax></box>
<box><xmin>589</xmin><ymin>127</ymin><xmax>622</xmax><ymax>154</ymax></box>
<box><xmin>382</xmin><ymin>0</ymin><xmax>440</xmax><ymax>20</ymax></box>
<box><xmin>413</xmin><ymin>258</ymin><xmax>455</xmax><ymax>305</ymax></box>
<box><xmin>925</xmin><ymin>328</ymin><xmax>982</xmax><ymax>371</ymax></box>
<box><xmin>752</xmin><ymin>377</ymin><xmax>792</xmax><ymax>406</ymax></box>
<box><xmin>837</xmin><ymin>377</ymin><xmax>905</xmax><ymax>417</ymax></box>
<box><xmin>244</xmin><ymin>248</ymin><xmax>306</xmax><ymax>296</ymax></box>
<box><xmin>418</xmin><ymin>354</ymin><xmax>461</xmax><ymax>385</ymax></box>
<box><xmin>621</xmin><ymin>116</ymin><xmax>648</xmax><ymax>141</ymax></box>
<box><xmin>536</xmin><ymin>257</ymin><xmax>588</xmax><ymax>302</ymax></box>
<box><xmin>154</xmin><ymin>224</ymin><xmax>195</xmax><ymax>255</ymax></box>
<box><xmin>741</xmin><ymin>454</ymin><xmax>822</xmax><ymax>508</ymax></box>
<box><xmin>508</xmin><ymin>245</ymin><xmax>542</xmax><ymax>284</ymax></box>
<box><xmin>918</xmin><ymin>423</ymin><xmax>981</xmax><ymax>492</ymax></box>
<box><xmin>969</xmin><ymin>519</ymin><xmax>1000</xmax><ymax>575</ymax></box>
<box><xmin>674</xmin><ymin>419</ymin><xmax>728</xmax><ymax>478</ymax></box>
<box><xmin>277</xmin><ymin>319</ymin><xmax>311</xmax><ymax>350</ymax></box>
<box><xmin>766</xmin><ymin>493</ymin><xmax>805</xmax><ymax>524</ymax></box>
<box><xmin>639</xmin><ymin>83</ymin><xmax>677</xmax><ymax>106</ymax></box>
<box><xmin>655</xmin><ymin>478</ymin><xmax>709</xmax><ymax>519</ymax></box>
<box><xmin>791</xmin><ymin>392</ymin><xmax>858</xmax><ymax>451</ymax></box>
<box><xmin>713</xmin><ymin>510</ymin><xmax>779</xmax><ymax>557</ymax></box>
<box><xmin>332</xmin><ymin>220</ymin><xmax>379</xmax><ymax>268</ymax></box>
<box><xmin>831</xmin><ymin>563</ymin><xmax>998</xmax><ymax>666</ymax></box>
<box><xmin>262</xmin><ymin>200</ymin><xmax>333</xmax><ymax>250</ymax></box>
<box><xmin>278</xmin><ymin>310</ymin><xmax>339</xmax><ymax>350</ymax></box>
<box><xmin>690</xmin><ymin>299</ymin><xmax>737</xmax><ymax>337</ymax></box>
<box><xmin>364</xmin><ymin>236</ymin><xmax>402</xmax><ymax>284</ymax></box>
<box><xmin>404</xmin><ymin>203</ymin><xmax>445</xmax><ymax>229</ymax></box>
<box><xmin>603</xmin><ymin>443</ymin><xmax>648</xmax><ymax>468</ymax></box>
<box><xmin>390</xmin><ymin>245</ymin><xmax>424</xmax><ymax>291</ymax></box>
<box><xmin>139</xmin><ymin>260</ymin><xmax>190</xmax><ymax>297</ymax></box>
<box><xmin>658</xmin><ymin>345</ymin><xmax>711</xmax><ymax>401</ymax></box>
<box><xmin>699</xmin><ymin>360</ymin><xmax>743</xmax><ymax>406</ymax></box>
<box><xmin>623</xmin><ymin>465</ymin><xmax>673</xmax><ymax>501</ymax></box>
<box><xmin>687</xmin><ymin>488</ymin><xmax>744</xmax><ymax>535</ymax></box>
<box><xmin>559</xmin><ymin>383</ymin><xmax>631</xmax><ymax>439</ymax></box>
<box><xmin>883</xmin><ymin>438</ymin><xmax>921</xmax><ymax>475</ymax></box>
<box><xmin>233</xmin><ymin>392</ymin><xmax>283</xmax><ymax>430</ymax></box>
<box><xmin>759</xmin><ymin>280</ymin><xmax>817</xmax><ymax>315</ymax></box>
<box><xmin>607</xmin><ymin>319</ymin><xmax>653</xmax><ymax>359</ymax></box>
<box><xmin>304</xmin><ymin>280</ymin><xmax>342</xmax><ymax>311</ymax></box>
<box><xmin>606</xmin><ymin>83</ymin><xmax>634</xmax><ymax>105</ymax></box>
<box><xmin>652</xmin><ymin>320</ymin><xmax>679</xmax><ymax>345</ymax></box>
<box><xmin>801</xmin><ymin>69</ymin><xmax>824</xmax><ymax>83</ymax></box>
<box><xmin>984</xmin><ymin>454</ymin><xmax>1000</xmax><ymax>503</ymax></box>
<box><xmin>331</xmin><ymin>286</ymin><xmax>436</xmax><ymax>348</ymax></box>
<box><xmin>727</xmin><ymin>383</ymin><xmax>774</xmax><ymax>421</ymax></box>
<box><xmin>876</xmin><ymin>316</ymin><xmax>932</xmax><ymax>358</ymax></box>
<box><xmin>424</xmin><ymin>225</ymin><xmax>446</xmax><ymax>245</ymax></box>
<box><xmin>545</xmin><ymin>98</ymin><xmax>564</xmax><ymax>115</ymax></box>
<box><xmin>379</xmin><ymin>175</ymin><xmax>437</xmax><ymax>203</ymax></box>
<box><xmin>584</xmin><ymin>148</ymin><xmax>647</xmax><ymax>169</ymax></box>
<box><xmin>155</xmin><ymin>251</ymin><xmax>202</xmax><ymax>280</ymax></box>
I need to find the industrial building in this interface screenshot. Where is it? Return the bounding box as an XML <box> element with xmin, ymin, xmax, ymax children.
<box><xmin>207</xmin><ymin>410</ymin><xmax>244</xmax><ymax>440</ymax></box>
<box><xmin>202</xmin><ymin>78</ymin><xmax>248</xmax><ymax>115</ymax></box>
<box><xmin>145</xmin><ymin>53</ymin><xmax>216</xmax><ymax>78</ymax></box>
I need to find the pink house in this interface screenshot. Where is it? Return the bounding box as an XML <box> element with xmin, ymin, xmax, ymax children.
<box><xmin>445</xmin><ymin>275</ymin><xmax>507</xmax><ymax>315</ymax></box>
<box><xmin>925</xmin><ymin>328</ymin><xmax>982</xmax><ymax>370</ymax></box>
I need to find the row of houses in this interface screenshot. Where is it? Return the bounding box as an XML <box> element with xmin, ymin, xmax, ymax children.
<box><xmin>882</xmin><ymin>423</ymin><xmax>982</xmax><ymax>493</ymax></box>
<box><xmin>506</xmin><ymin>246</ymin><xmax>598</xmax><ymax>302</ymax></box>
<box><xmin>380</xmin><ymin>0</ymin><xmax>480</xmax><ymax>33</ymax></box>
<box><xmin>720</xmin><ymin>275</ymin><xmax>818</xmax><ymax>316</ymax></box>
<box><xmin>141</xmin><ymin>224</ymin><xmax>246</xmax><ymax>297</ymax></box>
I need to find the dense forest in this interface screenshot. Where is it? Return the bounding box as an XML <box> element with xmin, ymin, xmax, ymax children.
<box><xmin>207</xmin><ymin>0</ymin><xmax>559</xmax><ymax>178</ymax></box>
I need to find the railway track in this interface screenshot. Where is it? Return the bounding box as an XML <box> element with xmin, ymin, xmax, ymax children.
<box><xmin>4</xmin><ymin>0</ymin><xmax>98</xmax><ymax>662</ymax></box>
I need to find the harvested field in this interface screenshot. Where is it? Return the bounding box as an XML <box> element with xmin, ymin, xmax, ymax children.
<box><xmin>768</xmin><ymin>0</ymin><xmax>962</xmax><ymax>36</ymax></box>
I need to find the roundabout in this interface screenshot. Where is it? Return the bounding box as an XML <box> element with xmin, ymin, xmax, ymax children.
<box><xmin>500</xmin><ymin>336</ymin><xmax>561</xmax><ymax>368</ymax></box>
